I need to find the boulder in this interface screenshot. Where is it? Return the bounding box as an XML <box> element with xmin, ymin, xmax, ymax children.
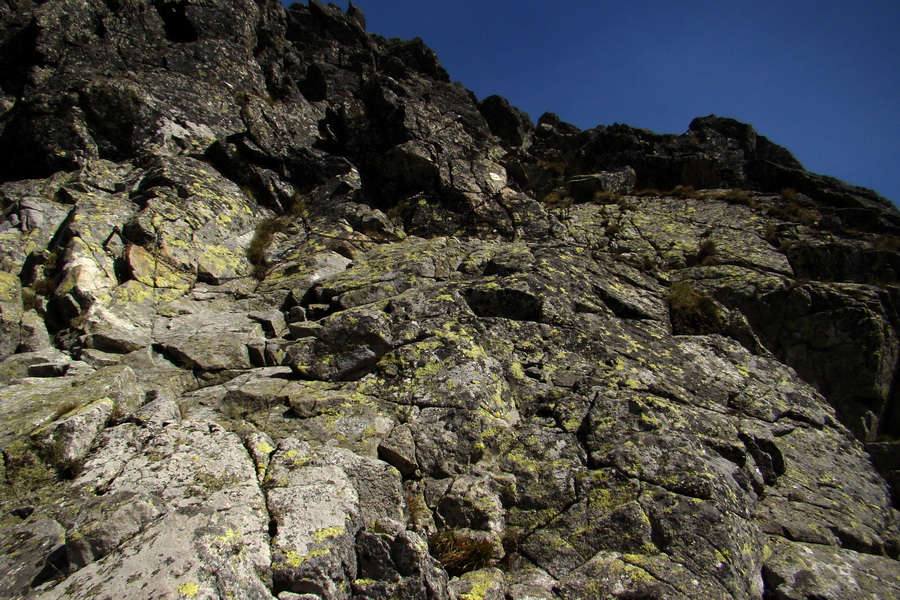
<box><xmin>283</xmin><ymin>308</ymin><xmax>394</xmax><ymax>381</ymax></box>
<box><xmin>763</xmin><ymin>535</ymin><xmax>900</xmax><ymax>600</ymax></box>
<box><xmin>31</xmin><ymin>397</ymin><xmax>115</xmax><ymax>472</ymax></box>
<box><xmin>566</xmin><ymin>167</ymin><xmax>637</xmax><ymax>198</ymax></box>
<box><xmin>152</xmin><ymin>310</ymin><xmax>266</xmax><ymax>371</ymax></box>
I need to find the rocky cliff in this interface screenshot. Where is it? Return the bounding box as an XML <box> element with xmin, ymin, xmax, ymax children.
<box><xmin>1</xmin><ymin>1</ymin><xmax>899</xmax><ymax>599</ymax></box>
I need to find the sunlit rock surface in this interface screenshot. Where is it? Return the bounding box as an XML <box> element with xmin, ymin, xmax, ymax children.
<box><xmin>1</xmin><ymin>1</ymin><xmax>899</xmax><ymax>598</ymax></box>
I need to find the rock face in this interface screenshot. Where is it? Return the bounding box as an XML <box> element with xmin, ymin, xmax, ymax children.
<box><xmin>1</xmin><ymin>1</ymin><xmax>899</xmax><ymax>599</ymax></box>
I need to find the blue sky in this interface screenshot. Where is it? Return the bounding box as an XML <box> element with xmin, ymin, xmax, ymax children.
<box><xmin>288</xmin><ymin>1</ymin><xmax>899</xmax><ymax>204</ymax></box>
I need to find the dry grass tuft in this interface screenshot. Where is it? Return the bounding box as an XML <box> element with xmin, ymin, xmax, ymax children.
<box><xmin>247</xmin><ymin>217</ymin><xmax>289</xmax><ymax>279</ymax></box>
<box><xmin>697</xmin><ymin>239</ymin><xmax>718</xmax><ymax>266</ymax></box>
<box><xmin>52</xmin><ymin>399</ymin><xmax>80</xmax><ymax>421</ymax></box>
<box><xmin>669</xmin><ymin>185</ymin><xmax>700</xmax><ymax>199</ymax></box>
<box><xmin>591</xmin><ymin>190</ymin><xmax>622</xmax><ymax>205</ymax></box>
<box><xmin>780</xmin><ymin>187</ymin><xmax>800</xmax><ymax>202</ymax></box>
<box><xmin>666</xmin><ymin>283</ymin><xmax>723</xmax><ymax>335</ymax></box>
<box><xmin>428</xmin><ymin>530</ymin><xmax>494</xmax><ymax>577</ymax></box>
<box><xmin>721</xmin><ymin>188</ymin><xmax>758</xmax><ymax>208</ymax></box>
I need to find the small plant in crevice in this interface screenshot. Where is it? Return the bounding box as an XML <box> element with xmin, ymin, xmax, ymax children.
<box><xmin>233</xmin><ymin>89</ymin><xmax>277</xmax><ymax>108</ymax></box>
<box><xmin>603</xmin><ymin>219</ymin><xmax>622</xmax><ymax>236</ymax></box>
<box><xmin>666</xmin><ymin>282</ymin><xmax>723</xmax><ymax>336</ymax></box>
<box><xmin>697</xmin><ymin>239</ymin><xmax>718</xmax><ymax>266</ymax></box>
<box><xmin>247</xmin><ymin>216</ymin><xmax>289</xmax><ymax>280</ymax></box>
<box><xmin>766</xmin><ymin>201</ymin><xmax>819</xmax><ymax>226</ymax></box>
<box><xmin>21</xmin><ymin>286</ymin><xmax>42</xmax><ymax>312</ymax></box>
<box><xmin>779</xmin><ymin>187</ymin><xmax>800</xmax><ymax>202</ymax></box>
<box><xmin>535</xmin><ymin>158</ymin><xmax>567</xmax><ymax>176</ymax></box>
<box><xmin>721</xmin><ymin>188</ymin><xmax>757</xmax><ymax>208</ymax></box>
<box><xmin>500</xmin><ymin>528</ymin><xmax>522</xmax><ymax>557</ymax></box>
<box><xmin>27</xmin><ymin>250</ymin><xmax>60</xmax><ymax>300</ymax></box>
<box><xmin>771</xmin><ymin>187</ymin><xmax>822</xmax><ymax>224</ymax></box>
<box><xmin>762</xmin><ymin>222</ymin><xmax>780</xmax><ymax>246</ymax></box>
<box><xmin>541</xmin><ymin>189</ymin><xmax>574</xmax><ymax>221</ymax></box>
<box><xmin>51</xmin><ymin>399</ymin><xmax>80</xmax><ymax>421</ymax></box>
<box><xmin>542</xmin><ymin>189</ymin><xmax>574</xmax><ymax>209</ymax></box>
<box><xmin>590</xmin><ymin>190</ymin><xmax>622</xmax><ymax>205</ymax></box>
<box><xmin>109</xmin><ymin>401</ymin><xmax>127</xmax><ymax>423</ymax></box>
<box><xmin>615</xmin><ymin>195</ymin><xmax>636</xmax><ymax>211</ymax></box>
<box><xmin>427</xmin><ymin>530</ymin><xmax>494</xmax><ymax>577</ymax></box>
<box><xmin>637</xmin><ymin>254</ymin><xmax>658</xmax><ymax>272</ymax></box>
<box><xmin>402</xmin><ymin>485</ymin><xmax>434</xmax><ymax>530</ymax></box>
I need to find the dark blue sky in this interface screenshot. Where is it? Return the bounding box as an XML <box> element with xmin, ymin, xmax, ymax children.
<box><xmin>289</xmin><ymin>1</ymin><xmax>899</xmax><ymax>204</ymax></box>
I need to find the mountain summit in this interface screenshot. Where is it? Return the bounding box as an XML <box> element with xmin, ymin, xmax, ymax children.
<box><xmin>1</xmin><ymin>1</ymin><xmax>898</xmax><ymax>598</ymax></box>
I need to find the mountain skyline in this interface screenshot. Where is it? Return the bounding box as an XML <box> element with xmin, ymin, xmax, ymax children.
<box><xmin>316</xmin><ymin>0</ymin><xmax>900</xmax><ymax>204</ymax></box>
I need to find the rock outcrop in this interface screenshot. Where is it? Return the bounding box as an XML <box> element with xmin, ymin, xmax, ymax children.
<box><xmin>1</xmin><ymin>1</ymin><xmax>899</xmax><ymax>599</ymax></box>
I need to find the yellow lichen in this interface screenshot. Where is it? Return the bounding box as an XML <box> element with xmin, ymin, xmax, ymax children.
<box><xmin>177</xmin><ymin>581</ymin><xmax>200</xmax><ymax>597</ymax></box>
<box><xmin>508</xmin><ymin>362</ymin><xmax>525</xmax><ymax>379</ymax></box>
<box><xmin>459</xmin><ymin>569</ymin><xmax>496</xmax><ymax>600</ymax></box>
<box><xmin>255</xmin><ymin>441</ymin><xmax>276</xmax><ymax>454</ymax></box>
<box><xmin>312</xmin><ymin>526</ymin><xmax>346</xmax><ymax>542</ymax></box>
<box><xmin>216</xmin><ymin>529</ymin><xmax>239</xmax><ymax>543</ymax></box>
<box><xmin>282</xmin><ymin>548</ymin><xmax>330</xmax><ymax>568</ymax></box>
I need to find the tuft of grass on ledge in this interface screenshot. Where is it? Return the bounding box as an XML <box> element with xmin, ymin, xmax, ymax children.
<box><xmin>428</xmin><ymin>530</ymin><xmax>494</xmax><ymax>577</ymax></box>
<box><xmin>247</xmin><ymin>217</ymin><xmax>289</xmax><ymax>280</ymax></box>
<box><xmin>666</xmin><ymin>282</ymin><xmax>723</xmax><ymax>335</ymax></box>
<box><xmin>668</xmin><ymin>185</ymin><xmax>700</xmax><ymax>199</ymax></box>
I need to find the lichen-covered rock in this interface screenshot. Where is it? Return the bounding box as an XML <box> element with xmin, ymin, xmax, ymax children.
<box><xmin>1</xmin><ymin>1</ymin><xmax>899</xmax><ymax>598</ymax></box>
<box><xmin>30</xmin><ymin>420</ymin><xmax>274</xmax><ymax>599</ymax></box>
<box><xmin>152</xmin><ymin>309</ymin><xmax>266</xmax><ymax>371</ymax></box>
<box><xmin>63</xmin><ymin>490</ymin><xmax>163</xmax><ymax>569</ymax></box>
<box><xmin>0</xmin><ymin>271</ymin><xmax>23</xmax><ymax>360</ymax></box>
<box><xmin>449</xmin><ymin>567</ymin><xmax>506</xmax><ymax>600</ymax></box>
<box><xmin>30</xmin><ymin>396</ymin><xmax>114</xmax><ymax>472</ymax></box>
<box><xmin>763</xmin><ymin>535</ymin><xmax>900</xmax><ymax>600</ymax></box>
<box><xmin>267</xmin><ymin>462</ymin><xmax>358</xmax><ymax>598</ymax></box>
<box><xmin>0</xmin><ymin>519</ymin><xmax>66</xmax><ymax>598</ymax></box>
<box><xmin>0</xmin><ymin>364</ymin><xmax>140</xmax><ymax>454</ymax></box>
<box><xmin>282</xmin><ymin>308</ymin><xmax>394</xmax><ymax>381</ymax></box>
<box><xmin>17</xmin><ymin>310</ymin><xmax>52</xmax><ymax>352</ymax></box>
